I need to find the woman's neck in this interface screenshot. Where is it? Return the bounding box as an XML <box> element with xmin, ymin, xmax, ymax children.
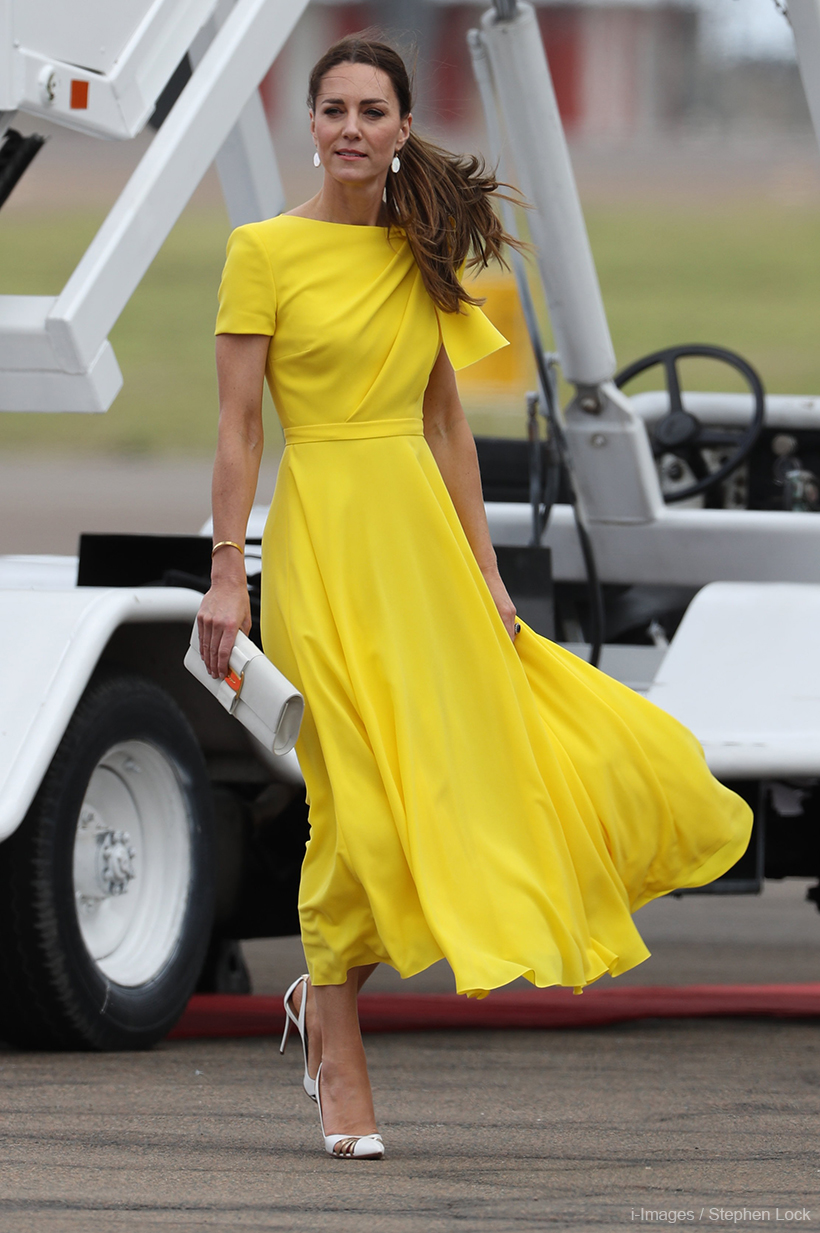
<box><xmin>290</xmin><ymin>180</ymin><xmax>387</xmax><ymax>227</ymax></box>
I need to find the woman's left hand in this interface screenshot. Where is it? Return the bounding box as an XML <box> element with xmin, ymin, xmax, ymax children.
<box><xmin>482</xmin><ymin>566</ymin><xmax>519</xmax><ymax>643</ymax></box>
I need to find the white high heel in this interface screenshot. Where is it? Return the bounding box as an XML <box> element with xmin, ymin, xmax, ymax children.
<box><xmin>316</xmin><ymin>1063</ymin><xmax>385</xmax><ymax>1160</ymax></box>
<box><xmin>279</xmin><ymin>973</ymin><xmax>316</xmax><ymax>1102</ymax></box>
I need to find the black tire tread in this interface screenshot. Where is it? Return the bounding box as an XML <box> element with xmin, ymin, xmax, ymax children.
<box><xmin>0</xmin><ymin>672</ymin><xmax>213</xmax><ymax>1051</ymax></box>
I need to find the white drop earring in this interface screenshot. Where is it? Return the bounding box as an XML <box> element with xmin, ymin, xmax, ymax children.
<box><xmin>313</xmin><ymin>151</ymin><xmax>321</xmax><ymax>168</ymax></box>
<box><xmin>391</xmin><ymin>154</ymin><xmax>401</xmax><ymax>174</ymax></box>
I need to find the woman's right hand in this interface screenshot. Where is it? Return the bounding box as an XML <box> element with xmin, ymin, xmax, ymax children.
<box><xmin>197</xmin><ymin>566</ymin><xmax>252</xmax><ymax>680</ymax></box>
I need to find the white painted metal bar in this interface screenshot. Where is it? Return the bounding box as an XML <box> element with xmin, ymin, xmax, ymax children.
<box><xmin>189</xmin><ymin>5</ymin><xmax>285</xmax><ymax>228</ymax></box>
<box><xmin>7</xmin><ymin>0</ymin><xmax>223</xmax><ymax>139</ymax></box>
<box><xmin>0</xmin><ymin>0</ymin><xmax>16</xmax><ymax>115</ymax></box>
<box><xmin>631</xmin><ymin>391</ymin><xmax>820</xmax><ymax>431</ymax></box>
<box><xmin>562</xmin><ymin>381</ymin><xmax>665</xmax><ymax>524</ymax></box>
<box><xmin>790</xmin><ymin>0</ymin><xmax>820</xmax><ymax>159</ymax></box>
<box><xmin>487</xmin><ymin>500</ymin><xmax>820</xmax><ymax>585</ymax></box>
<box><xmin>0</xmin><ymin>297</ymin><xmax>122</xmax><ymax>412</ymax></box>
<box><xmin>473</xmin><ymin>8</ymin><xmax>663</xmax><ymax>527</ymax></box>
<box><xmin>45</xmin><ymin>0</ymin><xmax>307</xmax><ymax>378</ymax></box>
<box><xmin>479</xmin><ymin>1</ymin><xmax>615</xmax><ymax>388</ymax></box>
<box><xmin>467</xmin><ymin>26</ymin><xmax>536</xmax><ymax>331</ymax></box>
<box><xmin>210</xmin><ymin>93</ymin><xmax>286</xmax><ymax>228</ymax></box>
<box><xmin>0</xmin><ymin>348</ymin><xmax>121</xmax><ymax>412</ymax></box>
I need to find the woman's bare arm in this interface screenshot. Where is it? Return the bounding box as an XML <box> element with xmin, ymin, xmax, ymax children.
<box><xmin>422</xmin><ymin>346</ymin><xmax>518</xmax><ymax>641</ymax></box>
<box><xmin>197</xmin><ymin>333</ymin><xmax>270</xmax><ymax>679</ymax></box>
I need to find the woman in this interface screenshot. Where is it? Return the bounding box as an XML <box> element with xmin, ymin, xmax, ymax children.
<box><xmin>197</xmin><ymin>34</ymin><xmax>752</xmax><ymax>1160</ymax></box>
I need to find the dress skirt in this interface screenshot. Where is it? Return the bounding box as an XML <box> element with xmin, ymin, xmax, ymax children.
<box><xmin>260</xmin><ymin>421</ymin><xmax>752</xmax><ymax>998</ymax></box>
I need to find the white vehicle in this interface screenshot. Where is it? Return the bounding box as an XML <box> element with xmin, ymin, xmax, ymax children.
<box><xmin>2</xmin><ymin>0</ymin><xmax>820</xmax><ymax>1050</ymax></box>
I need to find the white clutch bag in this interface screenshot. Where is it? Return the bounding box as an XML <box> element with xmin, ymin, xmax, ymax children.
<box><xmin>183</xmin><ymin>621</ymin><xmax>304</xmax><ymax>756</ymax></box>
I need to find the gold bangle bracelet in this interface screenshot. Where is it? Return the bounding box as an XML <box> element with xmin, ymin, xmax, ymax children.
<box><xmin>211</xmin><ymin>540</ymin><xmax>244</xmax><ymax>559</ymax></box>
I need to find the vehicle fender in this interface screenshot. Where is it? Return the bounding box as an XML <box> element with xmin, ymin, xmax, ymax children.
<box><xmin>0</xmin><ymin>587</ymin><xmax>201</xmax><ymax>843</ymax></box>
<box><xmin>647</xmin><ymin>581</ymin><xmax>820</xmax><ymax>779</ymax></box>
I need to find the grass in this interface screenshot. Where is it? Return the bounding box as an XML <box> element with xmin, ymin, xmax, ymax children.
<box><xmin>1</xmin><ymin>199</ymin><xmax>819</xmax><ymax>454</ymax></box>
<box><xmin>592</xmin><ymin>205</ymin><xmax>820</xmax><ymax>397</ymax></box>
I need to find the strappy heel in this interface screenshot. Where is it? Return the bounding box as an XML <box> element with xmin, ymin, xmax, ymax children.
<box><xmin>279</xmin><ymin>973</ymin><xmax>317</xmax><ymax>1102</ymax></box>
<box><xmin>315</xmin><ymin>1063</ymin><xmax>385</xmax><ymax>1160</ymax></box>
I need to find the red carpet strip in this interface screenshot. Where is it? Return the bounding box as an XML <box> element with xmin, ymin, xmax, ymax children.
<box><xmin>170</xmin><ymin>984</ymin><xmax>820</xmax><ymax>1040</ymax></box>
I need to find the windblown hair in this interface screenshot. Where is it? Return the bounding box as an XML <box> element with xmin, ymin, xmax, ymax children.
<box><xmin>307</xmin><ymin>34</ymin><xmax>523</xmax><ymax>314</ymax></box>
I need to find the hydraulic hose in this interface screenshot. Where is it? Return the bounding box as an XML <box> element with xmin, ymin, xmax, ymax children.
<box><xmin>0</xmin><ymin>130</ymin><xmax>45</xmax><ymax>212</ymax></box>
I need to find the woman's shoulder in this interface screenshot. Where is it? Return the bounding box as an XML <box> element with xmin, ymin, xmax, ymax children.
<box><xmin>227</xmin><ymin>213</ymin><xmax>360</xmax><ymax>267</ymax></box>
<box><xmin>231</xmin><ymin>215</ymin><xmax>410</xmax><ymax>279</ymax></box>
<box><xmin>239</xmin><ymin>213</ymin><xmax>405</xmax><ymax>244</ymax></box>
<box><xmin>223</xmin><ymin>216</ymin><xmax>315</xmax><ymax>288</ymax></box>
<box><xmin>227</xmin><ymin>214</ymin><xmax>294</xmax><ymax>253</ymax></box>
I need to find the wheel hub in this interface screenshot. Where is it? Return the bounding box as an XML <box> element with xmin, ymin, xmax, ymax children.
<box><xmin>654</xmin><ymin>409</ymin><xmax>700</xmax><ymax>450</ymax></box>
<box><xmin>98</xmin><ymin>830</ymin><xmax>137</xmax><ymax>896</ymax></box>
<box><xmin>74</xmin><ymin>806</ymin><xmax>138</xmax><ymax>903</ymax></box>
<box><xmin>71</xmin><ymin>740</ymin><xmax>192</xmax><ymax>984</ymax></box>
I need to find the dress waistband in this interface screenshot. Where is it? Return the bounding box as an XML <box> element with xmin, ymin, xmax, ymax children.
<box><xmin>284</xmin><ymin>418</ymin><xmax>424</xmax><ymax>445</ymax></box>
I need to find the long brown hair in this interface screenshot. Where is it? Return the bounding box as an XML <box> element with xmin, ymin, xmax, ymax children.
<box><xmin>307</xmin><ymin>34</ymin><xmax>523</xmax><ymax>314</ymax></box>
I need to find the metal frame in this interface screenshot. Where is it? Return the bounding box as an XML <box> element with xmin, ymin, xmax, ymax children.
<box><xmin>0</xmin><ymin>0</ymin><xmax>305</xmax><ymax>413</ymax></box>
<box><xmin>475</xmin><ymin>0</ymin><xmax>820</xmax><ymax>588</ymax></box>
<box><xmin>2</xmin><ymin>0</ymin><xmax>221</xmax><ymax>139</ymax></box>
<box><xmin>790</xmin><ymin>0</ymin><xmax>820</xmax><ymax>153</ymax></box>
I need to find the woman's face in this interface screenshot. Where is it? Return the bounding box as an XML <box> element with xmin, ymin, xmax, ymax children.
<box><xmin>311</xmin><ymin>61</ymin><xmax>411</xmax><ymax>186</ymax></box>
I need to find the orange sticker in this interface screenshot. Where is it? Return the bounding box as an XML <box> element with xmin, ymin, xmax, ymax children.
<box><xmin>70</xmin><ymin>80</ymin><xmax>89</xmax><ymax>109</ymax></box>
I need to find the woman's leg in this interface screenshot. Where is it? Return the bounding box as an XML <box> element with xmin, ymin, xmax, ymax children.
<box><xmin>295</xmin><ymin>963</ymin><xmax>376</xmax><ymax>1082</ymax></box>
<box><xmin>311</xmin><ymin>965</ymin><xmax>379</xmax><ymax>1138</ymax></box>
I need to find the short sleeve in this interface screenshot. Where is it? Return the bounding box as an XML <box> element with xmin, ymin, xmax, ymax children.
<box><xmin>215</xmin><ymin>224</ymin><xmax>277</xmax><ymax>336</ymax></box>
<box><xmin>436</xmin><ymin>301</ymin><xmax>508</xmax><ymax>371</ymax></box>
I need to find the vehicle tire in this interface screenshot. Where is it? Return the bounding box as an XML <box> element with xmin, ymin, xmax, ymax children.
<box><xmin>0</xmin><ymin>672</ymin><xmax>214</xmax><ymax>1051</ymax></box>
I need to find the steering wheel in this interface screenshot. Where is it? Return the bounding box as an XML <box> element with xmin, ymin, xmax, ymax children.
<box><xmin>614</xmin><ymin>344</ymin><xmax>766</xmax><ymax>504</ymax></box>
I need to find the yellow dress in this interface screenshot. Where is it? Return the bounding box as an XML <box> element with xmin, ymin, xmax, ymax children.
<box><xmin>216</xmin><ymin>215</ymin><xmax>752</xmax><ymax>997</ymax></box>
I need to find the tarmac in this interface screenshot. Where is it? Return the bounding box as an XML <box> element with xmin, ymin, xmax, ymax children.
<box><xmin>0</xmin><ymin>455</ymin><xmax>279</xmax><ymax>556</ymax></box>
<box><xmin>1</xmin><ymin>879</ymin><xmax>819</xmax><ymax>1233</ymax></box>
<box><xmin>2</xmin><ymin>459</ymin><xmax>820</xmax><ymax>1230</ymax></box>
<box><xmin>2</xmin><ymin>1017</ymin><xmax>819</xmax><ymax>1233</ymax></box>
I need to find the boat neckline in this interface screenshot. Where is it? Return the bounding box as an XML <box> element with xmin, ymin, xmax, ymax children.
<box><xmin>280</xmin><ymin>214</ymin><xmax>391</xmax><ymax>230</ymax></box>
